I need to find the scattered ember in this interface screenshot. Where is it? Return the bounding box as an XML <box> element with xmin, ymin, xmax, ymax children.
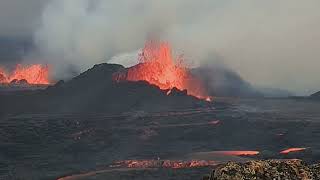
<box><xmin>112</xmin><ymin>159</ymin><xmax>217</xmax><ymax>169</ymax></box>
<box><xmin>0</xmin><ymin>64</ymin><xmax>50</xmax><ymax>84</ymax></box>
<box><xmin>215</xmin><ymin>151</ymin><xmax>260</xmax><ymax>156</ymax></box>
<box><xmin>114</xmin><ymin>41</ymin><xmax>212</xmax><ymax>101</ymax></box>
<box><xmin>280</xmin><ymin>148</ymin><xmax>307</xmax><ymax>154</ymax></box>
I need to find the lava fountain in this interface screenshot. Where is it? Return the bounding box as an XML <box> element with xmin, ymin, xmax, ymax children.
<box><xmin>114</xmin><ymin>41</ymin><xmax>211</xmax><ymax>101</ymax></box>
<box><xmin>0</xmin><ymin>64</ymin><xmax>50</xmax><ymax>84</ymax></box>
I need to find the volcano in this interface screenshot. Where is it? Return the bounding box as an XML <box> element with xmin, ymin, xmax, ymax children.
<box><xmin>0</xmin><ymin>63</ymin><xmax>211</xmax><ymax>115</ymax></box>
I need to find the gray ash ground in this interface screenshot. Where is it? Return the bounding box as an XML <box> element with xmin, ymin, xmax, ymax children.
<box><xmin>1</xmin><ymin>98</ymin><xmax>320</xmax><ymax>179</ymax></box>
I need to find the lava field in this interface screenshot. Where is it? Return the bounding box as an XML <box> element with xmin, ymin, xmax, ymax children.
<box><xmin>1</xmin><ymin>98</ymin><xmax>320</xmax><ymax>179</ymax></box>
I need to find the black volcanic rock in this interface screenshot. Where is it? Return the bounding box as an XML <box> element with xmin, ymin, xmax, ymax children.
<box><xmin>46</xmin><ymin>63</ymin><xmax>125</xmax><ymax>94</ymax></box>
<box><xmin>10</xmin><ymin>79</ymin><xmax>29</xmax><ymax>85</ymax></box>
<box><xmin>169</xmin><ymin>87</ymin><xmax>188</xmax><ymax>96</ymax></box>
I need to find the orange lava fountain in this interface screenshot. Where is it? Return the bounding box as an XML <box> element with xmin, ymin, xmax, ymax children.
<box><xmin>0</xmin><ymin>64</ymin><xmax>50</xmax><ymax>84</ymax></box>
<box><xmin>280</xmin><ymin>148</ymin><xmax>307</xmax><ymax>154</ymax></box>
<box><xmin>114</xmin><ymin>41</ymin><xmax>211</xmax><ymax>101</ymax></box>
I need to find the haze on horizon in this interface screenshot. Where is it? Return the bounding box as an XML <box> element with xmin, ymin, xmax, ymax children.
<box><xmin>0</xmin><ymin>0</ymin><xmax>319</xmax><ymax>95</ymax></box>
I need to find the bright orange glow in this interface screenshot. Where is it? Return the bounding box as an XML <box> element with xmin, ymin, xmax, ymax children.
<box><xmin>216</xmin><ymin>151</ymin><xmax>260</xmax><ymax>156</ymax></box>
<box><xmin>0</xmin><ymin>64</ymin><xmax>50</xmax><ymax>84</ymax></box>
<box><xmin>280</xmin><ymin>148</ymin><xmax>307</xmax><ymax>154</ymax></box>
<box><xmin>114</xmin><ymin>41</ymin><xmax>211</xmax><ymax>101</ymax></box>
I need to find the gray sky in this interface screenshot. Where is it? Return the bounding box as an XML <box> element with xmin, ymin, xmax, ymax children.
<box><xmin>0</xmin><ymin>0</ymin><xmax>48</xmax><ymax>36</ymax></box>
<box><xmin>1</xmin><ymin>0</ymin><xmax>320</xmax><ymax>95</ymax></box>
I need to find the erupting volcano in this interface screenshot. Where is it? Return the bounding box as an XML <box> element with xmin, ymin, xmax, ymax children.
<box><xmin>114</xmin><ymin>41</ymin><xmax>211</xmax><ymax>101</ymax></box>
<box><xmin>0</xmin><ymin>64</ymin><xmax>50</xmax><ymax>85</ymax></box>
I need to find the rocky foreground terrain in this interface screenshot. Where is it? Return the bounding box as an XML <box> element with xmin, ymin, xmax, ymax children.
<box><xmin>205</xmin><ymin>159</ymin><xmax>320</xmax><ymax>180</ymax></box>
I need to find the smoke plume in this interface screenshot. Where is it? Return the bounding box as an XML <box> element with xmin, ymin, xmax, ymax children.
<box><xmin>33</xmin><ymin>0</ymin><xmax>320</xmax><ymax>95</ymax></box>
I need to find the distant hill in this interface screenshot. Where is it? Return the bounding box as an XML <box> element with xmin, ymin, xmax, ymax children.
<box><xmin>255</xmin><ymin>87</ymin><xmax>293</xmax><ymax>98</ymax></box>
<box><xmin>310</xmin><ymin>91</ymin><xmax>320</xmax><ymax>99</ymax></box>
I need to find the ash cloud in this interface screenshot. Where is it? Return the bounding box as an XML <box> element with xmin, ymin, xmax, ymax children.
<box><xmin>32</xmin><ymin>0</ymin><xmax>320</xmax><ymax>95</ymax></box>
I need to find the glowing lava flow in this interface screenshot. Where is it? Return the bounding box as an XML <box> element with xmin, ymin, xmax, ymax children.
<box><xmin>0</xmin><ymin>64</ymin><xmax>50</xmax><ymax>84</ymax></box>
<box><xmin>114</xmin><ymin>41</ymin><xmax>211</xmax><ymax>101</ymax></box>
<box><xmin>280</xmin><ymin>148</ymin><xmax>307</xmax><ymax>154</ymax></box>
<box><xmin>215</xmin><ymin>151</ymin><xmax>260</xmax><ymax>156</ymax></box>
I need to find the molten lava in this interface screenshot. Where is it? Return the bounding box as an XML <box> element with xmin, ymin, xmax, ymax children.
<box><xmin>0</xmin><ymin>64</ymin><xmax>50</xmax><ymax>84</ymax></box>
<box><xmin>114</xmin><ymin>41</ymin><xmax>211</xmax><ymax>101</ymax></box>
<box><xmin>215</xmin><ymin>151</ymin><xmax>260</xmax><ymax>156</ymax></box>
<box><xmin>280</xmin><ymin>148</ymin><xmax>307</xmax><ymax>154</ymax></box>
